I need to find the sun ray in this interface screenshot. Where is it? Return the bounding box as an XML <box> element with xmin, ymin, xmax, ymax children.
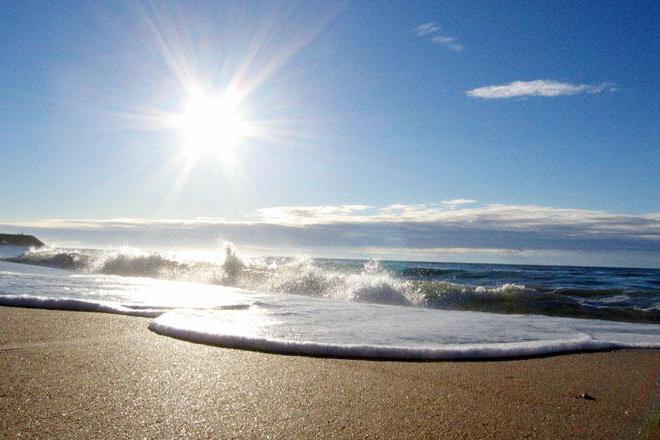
<box><xmin>101</xmin><ymin>2</ymin><xmax>344</xmax><ymax>213</ymax></box>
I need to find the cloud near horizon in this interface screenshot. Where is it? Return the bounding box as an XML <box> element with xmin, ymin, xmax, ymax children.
<box><xmin>2</xmin><ymin>201</ymin><xmax>660</xmax><ymax>266</ymax></box>
<box><xmin>440</xmin><ymin>198</ymin><xmax>477</xmax><ymax>208</ymax></box>
<box><xmin>414</xmin><ymin>22</ymin><xmax>464</xmax><ymax>52</ymax></box>
<box><xmin>467</xmin><ymin>80</ymin><xmax>615</xmax><ymax>99</ymax></box>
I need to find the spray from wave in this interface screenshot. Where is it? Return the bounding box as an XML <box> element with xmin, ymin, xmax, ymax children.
<box><xmin>4</xmin><ymin>245</ymin><xmax>659</xmax><ymax>323</ymax></box>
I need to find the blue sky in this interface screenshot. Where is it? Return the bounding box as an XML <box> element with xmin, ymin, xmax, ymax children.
<box><xmin>1</xmin><ymin>1</ymin><xmax>659</xmax><ymax>266</ymax></box>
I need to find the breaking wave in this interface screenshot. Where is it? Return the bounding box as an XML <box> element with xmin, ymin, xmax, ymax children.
<box><xmin>1</xmin><ymin>259</ymin><xmax>658</xmax><ymax>361</ymax></box>
<box><xmin>4</xmin><ymin>246</ymin><xmax>659</xmax><ymax>323</ymax></box>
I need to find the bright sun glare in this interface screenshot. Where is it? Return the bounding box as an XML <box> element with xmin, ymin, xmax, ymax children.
<box><xmin>174</xmin><ymin>91</ymin><xmax>250</xmax><ymax>158</ymax></box>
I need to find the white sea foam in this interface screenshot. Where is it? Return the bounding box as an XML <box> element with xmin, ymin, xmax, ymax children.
<box><xmin>8</xmin><ymin>246</ymin><xmax>659</xmax><ymax>323</ymax></box>
<box><xmin>1</xmin><ymin>260</ymin><xmax>659</xmax><ymax>360</ymax></box>
<box><xmin>148</xmin><ymin>301</ymin><xmax>660</xmax><ymax>360</ymax></box>
<box><xmin>0</xmin><ymin>295</ymin><xmax>163</xmax><ymax>317</ymax></box>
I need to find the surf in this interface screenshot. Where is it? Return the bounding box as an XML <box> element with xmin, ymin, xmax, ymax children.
<box><xmin>3</xmin><ymin>245</ymin><xmax>659</xmax><ymax>323</ymax></box>
<box><xmin>1</xmin><ymin>259</ymin><xmax>659</xmax><ymax>360</ymax></box>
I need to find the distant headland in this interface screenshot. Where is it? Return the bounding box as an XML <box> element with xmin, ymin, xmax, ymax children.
<box><xmin>0</xmin><ymin>234</ymin><xmax>45</xmax><ymax>248</ymax></box>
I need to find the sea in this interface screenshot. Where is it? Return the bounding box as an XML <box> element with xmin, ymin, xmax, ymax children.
<box><xmin>1</xmin><ymin>245</ymin><xmax>659</xmax><ymax>360</ymax></box>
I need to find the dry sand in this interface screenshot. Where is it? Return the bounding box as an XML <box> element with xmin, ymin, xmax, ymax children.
<box><xmin>1</xmin><ymin>306</ymin><xmax>658</xmax><ymax>439</ymax></box>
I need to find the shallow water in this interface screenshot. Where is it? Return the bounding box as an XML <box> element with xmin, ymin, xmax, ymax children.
<box><xmin>1</xmin><ymin>256</ymin><xmax>659</xmax><ymax>360</ymax></box>
<box><xmin>5</xmin><ymin>246</ymin><xmax>659</xmax><ymax>323</ymax></box>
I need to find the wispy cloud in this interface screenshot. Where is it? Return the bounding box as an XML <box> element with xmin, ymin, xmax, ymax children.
<box><xmin>440</xmin><ymin>199</ymin><xmax>477</xmax><ymax>208</ymax></box>
<box><xmin>3</xmin><ymin>202</ymin><xmax>659</xmax><ymax>265</ymax></box>
<box><xmin>467</xmin><ymin>80</ymin><xmax>615</xmax><ymax>99</ymax></box>
<box><xmin>257</xmin><ymin>205</ymin><xmax>371</xmax><ymax>224</ymax></box>
<box><xmin>430</xmin><ymin>35</ymin><xmax>464</xmax><ymax>52</ymax></box>
<box><xmin>413</xmin><ymin>22</ymin><xmax>464</xmax><ymax>52</ymax></box>
<box><xmin>414</xmin><ymin>22</ymin><xmax>440</xmax><ymax>36</ymax></box>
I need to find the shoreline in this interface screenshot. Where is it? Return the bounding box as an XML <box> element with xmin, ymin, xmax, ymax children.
<box><xmin>1</xmin><ymin>306</ymin><xmax>659</xmax><ymax>438</ymax></box>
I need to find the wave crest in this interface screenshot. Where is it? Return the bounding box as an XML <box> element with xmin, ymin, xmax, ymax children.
<box><xmin>4</xmin><ymin>246</ymin><xmax>658</xmax><ymax>323</ymax></box>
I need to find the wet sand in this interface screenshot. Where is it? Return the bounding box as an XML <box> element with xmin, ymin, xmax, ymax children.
<box><xmin>1</xmin><ymin>306</ymin><xmax>658</xmax><ymax>439</ymax></box>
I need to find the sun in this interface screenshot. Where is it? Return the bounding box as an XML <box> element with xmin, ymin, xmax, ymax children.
<box><xmin>174</xmin><ymin>91</ymin><xmax>250</xmax><ymax>158</ymax></box>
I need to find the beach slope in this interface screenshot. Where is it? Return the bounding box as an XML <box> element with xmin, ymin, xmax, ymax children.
<box><xmin>1</xmin><ymin>306</ymin><xmax>658</xmax><ymax>439</ymax></box>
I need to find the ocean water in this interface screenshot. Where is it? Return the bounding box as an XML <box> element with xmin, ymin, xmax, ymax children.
<box><xmin>1</xmin><ymin>245</ymin><xmax>659</xmax><ymax>360</ymax></box>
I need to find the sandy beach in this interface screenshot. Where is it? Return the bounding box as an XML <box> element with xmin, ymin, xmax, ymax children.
<box><xmin>1</xmin><ymin>306</ymin><xmax>658</xmax><ymax>439</ymax></box>
<box><xmin>0</xmin><ymin>307</ymin><xmax>660</xmax><ymax>439</ymax></box>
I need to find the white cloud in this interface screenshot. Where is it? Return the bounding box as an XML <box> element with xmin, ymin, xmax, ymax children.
<box><xmin>413</xmin><ymin>22</ymin><xmax>463</xmax><ymax>52</ymax></box>
<box><xmin>414</xmin><ymin>22</ymin><xmax>440</xmax><ymax>36</ymax></box>
<box><xmin>440</xmin><ymin>199</ymin><xmax>477</xmax><ymax>208</ymax></box>
<box><xmin>431</xmin><ymin>35</ymin><xmax>464</xmax><ymax>52</ymax></box>
<box><xmin>257</xmin><ymin>205</ymin><xmax>371</xmax><ymax>223</ymax></box>
<box><xmin>2</xmin><ymin>202</ymin><xmax>659</xmax><ymax>265</ymax></box>
<box><xmin>252</xmin><ymin>202</ymin><xmax>660</xmax><ymax>236</ymax></box>
<box><xmin>467</xmin><ymin>80</ymin><xmax>615</xmax><ymax>99</ymax></box>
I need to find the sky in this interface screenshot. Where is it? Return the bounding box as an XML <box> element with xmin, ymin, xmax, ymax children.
<box><xmin>1</xmin><ymin>1</ymin><xmax>659</xmax><ymax>267</ymax></box>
